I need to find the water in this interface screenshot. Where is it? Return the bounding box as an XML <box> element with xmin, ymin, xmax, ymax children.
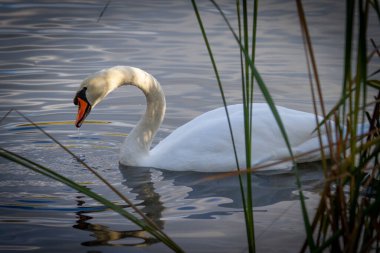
<box><xmin>0</xmin><ymin>0</ymin><xmax>379</xmax><ymax>252</ymax></box>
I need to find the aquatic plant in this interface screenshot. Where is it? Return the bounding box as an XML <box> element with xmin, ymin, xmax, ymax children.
<box><xmin>191</xmin><ymin>0</ymin><xmax>305</xmax><ymax>252</ymax></box>
<box><xmin>296</xmin><ymin>0</ymin><xmax>380</xmax><ymax>251</ymax></box>
<box><xmin>192</xmin><ymin>0</ymin><xmax>380</xmax><ymax>252</ymax></box>
<box><xmin>191</xmin><ymin>0</ymin><xmax>379</xmax><ymax>252</ymax></box>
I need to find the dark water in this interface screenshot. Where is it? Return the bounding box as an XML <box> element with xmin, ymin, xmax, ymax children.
<box><xmin>0</xmin><ymin>0</ymin><xmax>378</xmax><ymax>252</ymax></box>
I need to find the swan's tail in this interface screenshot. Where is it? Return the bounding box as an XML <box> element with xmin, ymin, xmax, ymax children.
<box><xmin>293</xmin><ymin>122</ymin><xmax>371</xmax><ymax>163</ymax></box>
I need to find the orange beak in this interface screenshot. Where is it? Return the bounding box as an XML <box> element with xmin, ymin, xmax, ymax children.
<box><xmin>74</xmin><ymin>96</ymin><xmax>91</xmax><ymax>128</ymax></box>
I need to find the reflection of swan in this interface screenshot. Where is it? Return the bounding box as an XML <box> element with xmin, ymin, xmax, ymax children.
<box><xmin>119</xmin><ymin>164</ymin><xmax>323</xmax><ymax>215</ymax></box>
<box><xmin>74</xmin><ymin>66</ymin><xmax>325</xmax><ymax>172</ymax></box>
<box><xmin>73</xmin><ymin>196</ymin><xmax>159</xmax><ymax>247</ymax></box>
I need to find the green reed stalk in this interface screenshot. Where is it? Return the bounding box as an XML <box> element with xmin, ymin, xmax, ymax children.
<box><xmin>0</xmin><ymin>110</ymin><xmax>184</xmax><ymax>253</ymax></box>
<box><xmin>190</xmin><ymin>1</ymin><xmax>255</xmax><ymax>251</ymax></box>
<box><xmin>235</xmin><ymin>2</ymin><xmax>256</xmax><ymax>250</ymax></box>
<box><xmin>191</xmin><ymin>3</ymin><xmax>258</xmax><ymax>251</ymax></box>
<box><xmin>235</xmin><ymin>1</ymin><xmax>256</xmax><ymax>251</ymax></box>
<box><xmin>209</xmin><ymin>3</ymin><xmax>312</xmax><ymax>253</ymax></box>
<box><xmin>190</xmin><ymin>0</ymin><xmax>240</xmax><ymax>172</ymax></box>
<box><xmin>208</xmin><ymin>0</ymin><xmax>295</xmax><ymax>160</ymax></box>
<box><xmin>192</xmin><ymin>1</ymin><xmax>306</xmax><ymax>252</ymax></box>
<box><xmin>238</xmin><ymin>1</ymin><xmax>259</xmax><ymax>251</ymax></box>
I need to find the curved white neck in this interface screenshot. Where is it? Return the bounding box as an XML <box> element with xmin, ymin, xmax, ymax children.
<box><xmin>106</xmin><ymin>66</ymin><xmax>166</xmax><ymax>164</ymax></box>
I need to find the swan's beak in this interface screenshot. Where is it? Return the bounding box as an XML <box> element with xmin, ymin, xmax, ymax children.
<box><xmin>74</xmin><ymin>88</ymin><xmax>92</xmax><ymax>128</ymax></box>
<box><xmin>74</xmin><ymin>97</ymin><xmax>92</xmax><ymax>128</ymax></box>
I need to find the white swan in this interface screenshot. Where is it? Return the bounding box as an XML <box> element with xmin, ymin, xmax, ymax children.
<box><xmin>74</xmin><ymin>66</ymin><xmax>326</xmax><ymax>172</ymax></box>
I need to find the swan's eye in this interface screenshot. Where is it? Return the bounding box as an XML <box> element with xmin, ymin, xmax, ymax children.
<box><xmin>73</xmin><ymin>96</ymin><xmax>78</xmax><ymax>105</ymax></box>
<box><xmin>74</xmin><ymin>87</ymin><xmax>88</xmax><ymax>105</ymax></box>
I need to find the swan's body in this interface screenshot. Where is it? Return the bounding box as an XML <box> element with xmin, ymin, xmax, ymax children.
<box><xmin>74</xmin><ymin>66</ymin><xmax>325</xmax><ymax>172</ymax></box>
<box><xmin>144</xmin><ymin>104</ymin><xmax>324</xmax><ymax>172</ymax></box>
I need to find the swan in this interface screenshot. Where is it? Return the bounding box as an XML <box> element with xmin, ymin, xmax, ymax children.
<box><xmin>73</xmin><ymin>66</ymin><xmax>327</xmax><ymax>172</ymax></box>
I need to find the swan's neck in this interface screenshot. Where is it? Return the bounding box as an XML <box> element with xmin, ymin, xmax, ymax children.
<box><xmin>108</xmin><ymin>66</ymin><xmax>166</xmax><ymax>164</ymax></box>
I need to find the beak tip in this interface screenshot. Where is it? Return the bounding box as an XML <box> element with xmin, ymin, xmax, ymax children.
<box><xmin>75</xmin><ymin>121</ymin><xmax>82</xmax><ymax>128</ymax></box>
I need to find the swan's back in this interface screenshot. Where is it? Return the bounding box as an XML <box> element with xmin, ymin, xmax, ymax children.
<box><xmin>146</xmin><ymin>103</ymin><xmax>322</xmax><ymax>172</ymax></box>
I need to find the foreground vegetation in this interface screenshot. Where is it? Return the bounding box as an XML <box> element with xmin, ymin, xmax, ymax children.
<box><xmin>191</xmin><ymin>0</ymin><xmax>379</xmax><ymax>252</ymax></box>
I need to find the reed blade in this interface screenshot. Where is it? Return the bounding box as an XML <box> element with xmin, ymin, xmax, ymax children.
<box><xmin>0</xmin><ymin>110</ymin><xmax>183</xmax><ymax>253</ymax></box>
<box><xmin>0</xmin><ymin>147</ymin><xmax>184</xmax><ymax>252</ymax></box>
<box><xmin>191</xmin><ymin>1</ymin><xmax>259</xmax><ymax>252</ymax></box>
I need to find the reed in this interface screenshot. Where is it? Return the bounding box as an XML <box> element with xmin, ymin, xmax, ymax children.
<box><xmin>192</xmin><ymin>0</ymin><xmax>379</xmax><ymax>252</ymax></box>
<box><xmin>0</xmin><ymin>110</ymin><xmax>184</xmax><ymax>253</ymax></box>
<box><xmin>190</xmin><ymin>1</ymin><xmax>312</xmax><ymax>252</ymax></box>
<box><xmin>296</xmin><ymin>0</ymin><xmax>380</xmax><ymax>251</ymax></box>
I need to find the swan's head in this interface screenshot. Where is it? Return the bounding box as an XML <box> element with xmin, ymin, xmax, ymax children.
<box><xmin>73</xmin><ymin>66</ymin><xmax>162</xmax><ymax>128</ymax></box>
<box><xmin>74</xmin><ymin>70</ymin><xmax>112</xmax><ymax>128</ymax></box>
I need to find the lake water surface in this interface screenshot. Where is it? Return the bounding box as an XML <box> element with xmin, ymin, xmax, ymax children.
<box><xmin>0</xmin><ymin>1</ymin><xmax>379</xmax><ymax>252</ymax></box>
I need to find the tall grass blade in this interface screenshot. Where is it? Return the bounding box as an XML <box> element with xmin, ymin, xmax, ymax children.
<box><xmin>191</xmin><ymin>1</ymin><xmax>256</xmax><ymax>251</ymax></box>
<box><xmin>235</xmin><ymin>1</ymin><xmax>259</xmax><ymax>251</ymax></box>
<box><xmin>342</xmin><ymin>0</ymin><xmax>355</xmax><ymax>122</ymax></box>
<box><xmin>368</xmin><ymin>80</ymin><xmax>380</xmax><ymax>89</ymax></box>
<box><xmin>247</xmin><ymin>1</ymin><xmax>259</xmax><ymax>252</ymax></box>
<box><xmin>193</xmin><ymin>1</ymin><xmax>310</xmax><ymax>252</ymax></box>
<box><xmin>0</xmin><ymin>110</ymin><xmax>183</xmax><ymax>252</ymax></box>
<box><xmin>11</xmin><ymin>111</ymin><xmax>163</xmax><ymax>230</ymax></box>
<box><xmin>190</xmin><ymin>0</ymin><xmax>240</xmax><ymax>172</ymax></box>
<box><xmin>208</xmin><ymin>0</ymin><xmax>295</xmax><ymax>160</ymax></box>
<box><xmin>295</xmin><ymin>0</ymin><xmax>333</xmax><ymax>159</ymax></box>
<box><xmin>293</xmin><ymin>0</ymin><xmax>356</xmax><ymax>250</ymax></box>
<box><xmin>0</xmin><ymin>148</ymin><xmax>184</xmax><ymax>253</ymax></box>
